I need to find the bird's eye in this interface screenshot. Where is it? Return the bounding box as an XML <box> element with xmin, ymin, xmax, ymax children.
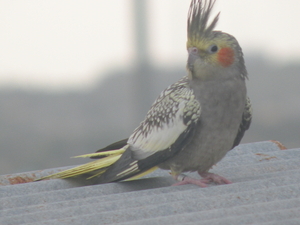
<box><xmin>208</xmin><ymin>45</ymin><xmax>218</xmax><ymax>53</ymax></box>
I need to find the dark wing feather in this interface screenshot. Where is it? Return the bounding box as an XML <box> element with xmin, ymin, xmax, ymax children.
<box><xmin>91</xmin><ymin>138</ymin><xmax>128</xmax><ymax>159</ymax></box>
<box><xmin>232</xmin><ymin>96</ymin><xmax>252</xmax><ymax>148</ymax></box>
<box><xmin>93</xmin><ymin>77</ymin><xmax>201</xmax><ymax>184</ymax></box>
<box><xmin>95</xmin><ymin>125</ymin><xmax>196</xmax><ymax>184</ymax></box>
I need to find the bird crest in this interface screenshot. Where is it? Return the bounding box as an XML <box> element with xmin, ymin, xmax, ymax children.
<box><xmin>187</xmin><ymin>0</ymin><xmax>220</xmax><ymax>47</ymax></box>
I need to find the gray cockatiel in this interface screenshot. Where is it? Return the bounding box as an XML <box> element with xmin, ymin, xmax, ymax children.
<box><xmin>37</xmin><ymin>0</ymin><xmax>252</xmax><ymax>187</ymax></box>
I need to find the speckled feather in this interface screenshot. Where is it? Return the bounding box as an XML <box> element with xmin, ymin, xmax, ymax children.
<box><xmin>136</xmin><ymin>77</ymin><xmax>199</xmax><ymax>129</ymax></box>
<box><xmin>128</xmin><ymin>76</ymin><xmax>201</xmax><ymax>159</ymax></box>
<box><xmin>94</xmin><ymin>77</ymin><xmax>201</xmax><ymax>183</ymax></box>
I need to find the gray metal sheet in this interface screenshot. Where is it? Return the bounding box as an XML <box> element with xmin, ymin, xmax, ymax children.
<box><xmin>0</xmin><ymin>141</ymin><xmax>299</xmax><ymax>225</ymax></box>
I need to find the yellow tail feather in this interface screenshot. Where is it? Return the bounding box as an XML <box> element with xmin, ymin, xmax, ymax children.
<box><xmin>36</xmin><ymin>145</ymin><xmax>158</xmax><ymax>182</ymax></box>
<box><xmin>72</xmin><ymin>148</ymin><xmax>126</xmax><ymax>159</ymax></box>
<box><xmin>124</xmin><ymin>166</ymin><xmax>159</xmax><ymax>181</ymax></box>
<box><xmin>36</xmin><ymin>153</ymin><xmax>122</xmax><ymax>181</ymax></box>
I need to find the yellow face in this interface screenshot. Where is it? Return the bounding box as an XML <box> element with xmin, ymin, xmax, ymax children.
<box><xmin>187</xmin><ymin>33</ymin><xmax>236</xmax><ymax>68</ymax></box>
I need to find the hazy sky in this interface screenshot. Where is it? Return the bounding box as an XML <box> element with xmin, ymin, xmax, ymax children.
<box><xmin>0</xmin><ymin>0</ymin><xmax>299</xmax><ymax>91</ymax></box>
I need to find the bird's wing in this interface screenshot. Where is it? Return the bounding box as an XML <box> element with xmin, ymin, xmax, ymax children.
<box><xmin>36</xmin><ymin>77</ymin><xmax>201</xmax><ymax>183</ymax></box>
<box><xmin>95</xmin><ymin>77</ymin><xmax>201</xmax><ymax>183</ymax></box>
<box><xmin>232</xmin><ymin>96</ymin><xmax>252</xmax><ymax>148</ymax></box>
<box><xmin>129</xmin><ymin>77</ymin><xmax>201</xmax><ymax>159</ymax></box>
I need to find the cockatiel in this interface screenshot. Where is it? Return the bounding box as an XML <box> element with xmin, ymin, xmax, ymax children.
<box><xmin>37</xmin><ymin>0</ymin><xmax>252</xmax><ymax>187</ymax></box>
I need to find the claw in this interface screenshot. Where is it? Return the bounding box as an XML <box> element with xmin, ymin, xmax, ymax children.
<box><xmin>198</xmin><ymin>172</ymin><xmax>232</xmax><ymax>184</ymax></box>
<box><xmin>172</xmin><ymin>174</ymin><xmax>209</xmax><ymax>187</ymax></box>
<box><xmin>171</xmin><ymin>172</ymin><xmax>231</xmax><ymax>187</ymax></box>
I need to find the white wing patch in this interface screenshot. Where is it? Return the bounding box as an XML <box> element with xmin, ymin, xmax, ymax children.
<box><xmin>130</xmin><ymin>101</ymin><xmax>187</xmax><ymax>159</ymax></box>
<box><xmin>128</xmin><ymin>77</ymin><xmax>201</xmax><ymax>160</ymax></box>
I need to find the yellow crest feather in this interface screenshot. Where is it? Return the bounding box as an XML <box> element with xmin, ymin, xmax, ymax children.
<box><xmin>187</xmin><ymin>0</ymin><xmax>220</xmax><ymax>48</ymax></box>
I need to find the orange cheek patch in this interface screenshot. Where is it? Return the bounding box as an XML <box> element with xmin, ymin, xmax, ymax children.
<box><xmin>217</xmin><ymin>47</ymin><xmax>235</xmax><ymax>67</ymax></box>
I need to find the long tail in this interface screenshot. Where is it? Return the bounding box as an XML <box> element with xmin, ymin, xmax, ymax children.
<box><xmin>35</xmin><ymin>147</ymin><xmax>127</xmax><ymax>181</ymax></box>
<box><xmin>35</xmin><ymin>144</ymin><xmax>158</xmax><ymax>182</ymax></box>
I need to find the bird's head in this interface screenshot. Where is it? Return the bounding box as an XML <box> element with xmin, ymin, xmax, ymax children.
<box><xmin>186</xmin><ymin>0</ymin><xmax>247</xmax><ymax>80</ymax></box>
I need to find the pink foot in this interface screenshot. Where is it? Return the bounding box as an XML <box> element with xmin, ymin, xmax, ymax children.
<box><xmin>198</xmin><ymin>172</ymin><xmax>232</xmax><ymax>185</ymax></box>
<box><xmin>172</xmin><ymin>174</ymin><xmax>210</xmax><ymax>187</ymax></box>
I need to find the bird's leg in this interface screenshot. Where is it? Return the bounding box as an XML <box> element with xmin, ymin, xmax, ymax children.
<box><xmin>171</xmin><ymin>172</ymin><xmax>232</xmax><ymax>187</ymax></box>
<box><xmin>198</xmin><ymin>171</ymin><xmax>232</xmax><ymax>185</ymax></box>
<box><xmin>171</xmin><ymin>174</ymin><xmax>210</xmax><ymax>187</ymax></box>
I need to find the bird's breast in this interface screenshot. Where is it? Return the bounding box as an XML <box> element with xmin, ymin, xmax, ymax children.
<box><xmin>159</xmin><ymin>77</ymin><xmax>246</xmax><ymax>173</ymax></box>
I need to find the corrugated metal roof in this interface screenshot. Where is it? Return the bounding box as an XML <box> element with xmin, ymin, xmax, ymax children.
<box><xmin>1</xmin><ymin>141</ymin><xmax>300</xmax><ymax>225</ymax></box>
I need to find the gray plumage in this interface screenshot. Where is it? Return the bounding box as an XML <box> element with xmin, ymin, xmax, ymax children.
<box><xmin>97</xmin><ymin>0</ymin><xmax>252</xmax><ymax>184</ymax></box>
<box><xmin>159</xmin><ymin>75</ymin><xmax>248</xmax><ymax>174</ymax></box>
<box><xmin>37</xmin><ymin>0</ymin><xmax>252</xmax><ymax>187</ymax></box>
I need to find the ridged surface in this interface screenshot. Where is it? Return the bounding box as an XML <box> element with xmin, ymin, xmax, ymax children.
<box><xmin>1</xmin><ymin>141</ymin><xmax>299</xmax><ymax>225</ymax></box>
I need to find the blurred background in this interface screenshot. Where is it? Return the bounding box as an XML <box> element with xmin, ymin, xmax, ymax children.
<box><xmin>1</xmin><ymin>0</ymin><xmax>300</xmax><ymax>175</ymax></box>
